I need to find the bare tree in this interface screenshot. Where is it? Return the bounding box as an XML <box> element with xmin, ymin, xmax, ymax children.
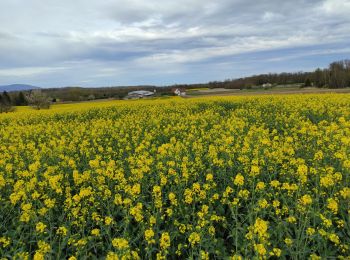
<box><xmin>26</xmin><ymin>90</ymin><xmax>51</xmax><ymax>110</ymax></box>
<box><xmin>329</xmin><ymin>60</ymin><xmax>350</xmax><ymax>88</ymax></box>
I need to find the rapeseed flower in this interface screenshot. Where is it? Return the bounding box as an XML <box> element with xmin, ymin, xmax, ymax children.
<box><xmin>160</xmin><ymin>233</ymin><xmax>170</xmax><ymax>250</ymax></box>
<box><xmin>35</xmin><ymin>222</ymin><xmax>47</xmax><ymax>233</ymax></box>
<box><xmin>112</xmin><ymin>238</ymin><xmax>129</xmax><ymax>250</ymax></box>
<box><xmin>1</xmin><ymin>94</ymin><xmax>349</xmax><ymax>258</ymax></box>
<box><xmin>188</xmin><ymin>232</ymin><xmax>201</xmax><ymax>246</ymax></box>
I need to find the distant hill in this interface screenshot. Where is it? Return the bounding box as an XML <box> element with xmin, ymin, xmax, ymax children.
<box><xmin>0</xmin><ymin>84</ymin><xmax>40</xmax><ymax>92</ymax></box>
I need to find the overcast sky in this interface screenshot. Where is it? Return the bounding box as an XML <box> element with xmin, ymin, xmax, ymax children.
<box><xmin>0</xmin><ymin>0</ymin><xmax>350</xmax><ymax>87</ymax></box>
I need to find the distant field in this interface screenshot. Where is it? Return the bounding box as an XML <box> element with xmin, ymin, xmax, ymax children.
<box><xmin>185</xmin><ymin>86</ymin><xmax>350</xmax><ymax>97</ymax></box>
<box><xmin>1</xmin><ymin>94</ymin><xmax>350</xmax><ymax>259</ymax></box>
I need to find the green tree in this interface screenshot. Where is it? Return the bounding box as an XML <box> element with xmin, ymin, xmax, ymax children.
<box><xmin>2</xmin><ymin>91</ymin><xmax>11</xmax><ymax>105</ymax></box>
<box><xmin>304</xmin><ymin>78</ymin><xmax>312</xmax><ymax>87</ymax></box>
<box><xmin>15</xmin><ymin>92</ymin><xmax>28</xmax><ymax>106</ymax></box>
<box><xmin>0</xmin><ymin>91</ymin><xmax>13</xmax><ymax>113</ymax></box>
<box><xmin>313</xmin><ymin>68</ymin><xmax>325</xmax><ymax>88</ymax></box>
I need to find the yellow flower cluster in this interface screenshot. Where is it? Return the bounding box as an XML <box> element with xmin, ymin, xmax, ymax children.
<box><xmin>112</xmin><ymin>238</ymin><xmax>129</xmax><ymax>250</ymax></box>
<box><xmin>0</xmin><ymin>94</ymin><xmax>349</xmax><ymax>258</ymax></box>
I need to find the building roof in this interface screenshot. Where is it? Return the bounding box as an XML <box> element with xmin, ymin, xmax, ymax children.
<box><xmin>128</xmin><ymin>90</ymin><xmax>154</xmax><ymax>96</ymax></box>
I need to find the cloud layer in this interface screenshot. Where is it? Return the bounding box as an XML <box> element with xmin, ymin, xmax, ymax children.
<box><xmin>0</xmin><ymin>0</ymin><xmax>350</xmax><ymax>87</ymax></box>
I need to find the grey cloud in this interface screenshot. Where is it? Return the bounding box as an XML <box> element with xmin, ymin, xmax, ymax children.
<box><xmin>0</xmin><ymin>0</ymin><xmax>349</xmax><ymax>86</ymax></box>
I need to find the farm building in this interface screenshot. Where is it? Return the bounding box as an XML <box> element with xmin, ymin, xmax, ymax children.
<box><xmin>172</xmin><ymin>88</ymin><xmax>186</xmax><ymax>96</ymax></box>
<box><xmin>262</xmin><ymin>83</ymin><xmax>272</xmax><ymax>88</ymax></box>
<box><xmin>124</xmin><ymin>90</ymin><xmax>155</xmax><ymax>99</ymax></box>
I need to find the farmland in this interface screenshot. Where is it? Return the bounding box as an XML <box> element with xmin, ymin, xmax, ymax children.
<box><xmin>0</xmin><ymin>94</ymin><xmax>350</xmax><ymax>259</ymax></box>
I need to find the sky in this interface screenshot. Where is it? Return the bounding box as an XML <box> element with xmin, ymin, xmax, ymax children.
<box><xmin>0</xmin><ymin>0</ymin><xmax>350</xmax><ymax>88</ymax></box>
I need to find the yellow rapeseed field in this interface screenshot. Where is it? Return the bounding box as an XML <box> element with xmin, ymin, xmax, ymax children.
<box><xmin>0</xmin><ymin>94</ymin><xmax>350</xmax><ymax>259</ymax></box>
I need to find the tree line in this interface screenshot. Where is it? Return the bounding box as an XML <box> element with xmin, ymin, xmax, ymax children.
<box><xmin>40</xmin><ymin>86</ymin><xmax>176</xmax><ymax>102</ymax></box>
<box><xmin>0</xmin><ymin>90</ymin><xmax>50</xmax><ymax>113</ymax></box>
<box><xmin>1</xmin><ymin>59</ymin><xmax>349</xmax><ymax>112</ymax></box>
<box><xmin>140</xmin><ymin>60</ymin><xmax>349</xmax><ymax>90</ymax></box>
<box><xmin>193</xmin><ymin>59</ymin><xmax>349</xmax><ymax>89</ymax></box>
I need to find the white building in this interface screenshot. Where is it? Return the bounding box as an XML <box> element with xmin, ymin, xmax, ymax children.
<box><xmin>262</xmin><ymin>83</ymin><xmax>272</xmax><ymax>88</ymax></box>
<box><xmin>173</xmin><ymin>88</ymin><xmax>186</xmax><ymax>96</ymax></box>
<box><xmin>125</xmin><ymin>90</ymin><xmax>155</xmax><ymax>99</ymax></box>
